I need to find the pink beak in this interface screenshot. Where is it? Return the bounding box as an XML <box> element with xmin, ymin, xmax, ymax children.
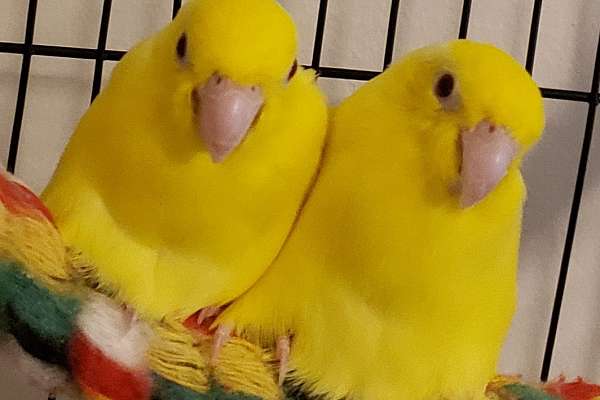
<box><xmin>193</xmin><ymin>74</ymin><xmax>264</xmax><ymax>163</ymax></box>
<box><xmin>459</xmin><ymin>121</ymin><xmax>518</xmax><ymax>208</ymax></box>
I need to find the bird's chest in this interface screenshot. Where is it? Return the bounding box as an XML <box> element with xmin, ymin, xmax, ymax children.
<box><xmin>293</xmin><ymin>296</ymin><xmax>509</xmax><ymax>400</ymax></box>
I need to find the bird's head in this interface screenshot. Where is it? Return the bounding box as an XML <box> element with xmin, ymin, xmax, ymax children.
<box><xmin>144</xmin><ymin>0</ymin><xmax>301</xmax><ymax>162</ymax></box>
<box><xmin>372</xmin><ymin>40</ymin><xmax>544</xmax><ymax>208</ymax></box>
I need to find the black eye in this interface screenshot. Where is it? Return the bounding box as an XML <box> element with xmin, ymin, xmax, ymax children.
<box><xmin>435</xmin><ymin>73</ymin><xmax>455</xmax><ymax>98</ymax></box>
<box><xmin>176</xmin><ymin>33</ymin><xmax>187</xmax><ymax>61</ymax></box>
<box><xmin>287</xmin><ymin>60</ymin><xmax>298</xmax><ymax>81</ymax></box>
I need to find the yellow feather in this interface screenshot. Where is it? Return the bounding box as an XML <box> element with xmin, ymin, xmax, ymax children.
<box><xmin>218</xmin><ymin>40</ymin><xmax>545</xmax><ymax>399</ymax></box>
<box><xmin>41</xmin><ymin>0</ymin><xmax>328</xmax><ymax>320</ymax></box>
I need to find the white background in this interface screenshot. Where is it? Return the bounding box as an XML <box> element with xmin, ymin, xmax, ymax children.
<box><xmin>0</xmin><ymin>1</ymin><xmax>599</xmax><ymax>399</ymax></box>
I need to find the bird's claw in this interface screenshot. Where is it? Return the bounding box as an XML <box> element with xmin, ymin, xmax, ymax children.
<box><xmin>276</xmin><ymin>335</ymin><xmax>291</xmax><ymax>386</ymax></box>
<box><xmin>210</xmin><ymin>324</ymin><xmax>233</xmax><ymax>365</ymax></box>
<box><xmin>206</xmin><ymin>311</ymin><xmax>291</xmax><ymax>387</ymax></box>
<box><xmin>197</xmin><ymin>305</ymin><xmax>221</xmax><ymax>326</ymax></box>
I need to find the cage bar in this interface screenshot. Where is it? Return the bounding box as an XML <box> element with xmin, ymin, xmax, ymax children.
<box><xmin>90</xmin><ymin>0</ymin><xmax>112</xmax><ymax>102</ymax></box>
<box><xmin>173</xmin><ymin>0</ymin><xmax>182</xmax><ymax>19</ymax></box>
<box><xmin>458</xmin><ymin>0</ymin><xmax>472</xmax><ymax>39</ymax></box>
<box><xmin>318</xmin><ymin>66</ymin><xmax>378</xmax><ymax>81</ymax></box>
<box><xmin>541</xmin><ymin>88</ymin><xmax>592</xmax><ymax>103</ymax></box>
<box><xmin>7</xmin><ymin>0</ymin><xmax>38</xmax><ymax>173</ymax></box>
<box><xmin>541</xmin><ymin>31</ymin><xmax>600</xmax><ymax>382</ymax></box>
<box><xmin>0</xmin><ymin>42</ymin><xmax>94</xmax><ymax>59</ymax></box>
<box><xmin>0</xmin><ymin>47</ymin><xmax>597</xmax><ymax>104</ymax></box>
<box><xmin>383</xmin><ymin>0</ymin><xmax>400</xmax><ymax>69</ymax></box>
<box><xmin>311</xmin><ymin>0</ymin><xmax>329</xmax><ymax>72</ymax></box>
<box><xmin>525</xmin><ymin>0</ymin><xmax>543</xmax><ymax>74</ymax></box>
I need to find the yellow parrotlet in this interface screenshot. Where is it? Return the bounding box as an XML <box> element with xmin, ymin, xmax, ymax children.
<box><xmin>217</xmin><ymin>40</ymin><xmax>545</xmax><ymax>399</ymax></box>
<box><xmin>41</xmin><ymin>0</ymin><xmax>328</xmax><ymax>320</ymax></box>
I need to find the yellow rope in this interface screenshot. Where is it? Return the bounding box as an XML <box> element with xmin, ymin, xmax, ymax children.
<box><xmin>0</xmin><ymin>204</ymin><xmax>74</xmax><ymax>292</ymax></box>
<box><xmin>211</xmin><ymin>336</ymin><xmax>280</xmax><ymax>399</ymax></box>
<box><xmin>150</xmin><ymin>315</ymin><xmax>281</xmax><ymax>399</ymax></box>
<box><xmin>149</xmin><ymin>317</ymin><xmax>211</xmax><ymax>393</ymax></box>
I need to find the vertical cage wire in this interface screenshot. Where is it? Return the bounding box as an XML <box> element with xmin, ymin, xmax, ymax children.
<box><xmin>7</xmin><ymin>0</ymin><xmax>37</xmax><ymax>173</ymax></box>
<box><xmin>525</xmin><ymin>0</ymin><xmax>543</xmax><ymax>74</ymax></box>
<box><xmin>311</xmin><ymin>0</ymin><xmax>328</xmax><ymax>72</ymax></box>
<box><xmin>173</xmin><ymin>0</ymin><xmax>182</xmax><ymax>19</ymax></box>
<box><xmin>458</xmin><ymin>0</ymin><xmax>472</xmax><ymax>39</ymax></box>
<box><xmin>541</xmin><ymin>31</ymin><xmax>600</xmax><ymax>382</ymax></box>
<box><xmin>383</xmin><ymin>0</ymin><xmax>400</xmax><ymax>69</ymax></box>
<box><xmin>0</xmin><ymin>0</ymin><xmax>597</xmax><ymax>386</ymax></box>
<box><xmin>90</xmin><ymin>0</ymin><xmax>112</xmax><ymax>102</ymax></box>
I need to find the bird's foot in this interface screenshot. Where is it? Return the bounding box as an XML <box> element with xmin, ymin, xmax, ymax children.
<box><xmin>276</xmin><ymin>335</ymin><xmax>291</xmax><ymax>386</ymax></box>
<box><xmin>210</xmin><ymin>323</ymin><xmax>233</xmax><ymax>366</ymax></box>
<box><xmin>184</xmin><ymin>305</ymin><xmax>226</xmax><ymax>336</ymax></box>
<box><xmin>197</xmin><ymin>305</ymin><xmax>222</xmax><ymax>326</ymax></box>
<box><xmin>205</xmin><ymin>305</ymin><xmax>292</xmax><ymax>386</ymax></box>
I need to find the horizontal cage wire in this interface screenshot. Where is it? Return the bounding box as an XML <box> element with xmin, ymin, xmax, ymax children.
<box><xmin>0</xmin><ymin>0</ymin><xmax>598</xmax><ymax>392</ymax></box>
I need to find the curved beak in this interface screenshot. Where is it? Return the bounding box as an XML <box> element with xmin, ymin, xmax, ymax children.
<box><xmin>193</xmin><ymin>74</ymin><xmax>264</xmax><ymax>163</ymax></box>
<box><xmin>459</xmin><ymin>121</ymin><xmax>518</xmax><ymax>208</ymax></box>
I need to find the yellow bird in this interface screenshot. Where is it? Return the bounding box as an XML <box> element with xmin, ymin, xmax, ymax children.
<box><xmin>217</xmin><ymin>40</ymin><xmax>545</xmax><ymax>399</ymax></box>
<box><xmin>41</xmin><ymin>0</ymin><xmax>328</xmax><ymax>320</ymax></box>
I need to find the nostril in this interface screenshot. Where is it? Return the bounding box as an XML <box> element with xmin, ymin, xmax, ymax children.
<box><xmin>216</xmin><ymin>76</ymin><xmax>223</xmax><ymax>84</ymax></box>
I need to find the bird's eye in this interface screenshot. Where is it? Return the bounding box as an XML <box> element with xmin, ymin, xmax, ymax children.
<box><xmin>434</xmin><ymin>72</ymin><xmax>460</xmax><ymax>110</ymax></box>
<box><xmin>435</xmin><ymin>73</ymin><xmax>455</xmax><ymax>98</ymax></box>
<box><xmin>287</xmin><ymin>60</ymin><xmax>298</xmax><ymax>81</ymax></box>
<box><xmin>176</xmin><ymin>33</ymin><xmax>187</xmax><ymax>62</ymax></box>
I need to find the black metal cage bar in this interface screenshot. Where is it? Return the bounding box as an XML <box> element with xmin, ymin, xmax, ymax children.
<box><xmin>0</xmin><ymin>0</ymin><xmax>599</xmax><ymax>386</ymax></box>
<box><xmin>91</xmin><ymin>0</ymin><xmax>113</xmax><ymax>101</ymax></box>
<box><xmin>458</xmin><ymin>0</ymin><xmax>472</xmax><ymax>39</ymax></box>
<box><xmin>525</xmin><ymin>0</ymin><xmax>543</xmax><ymax>74</ymax></box>
<box><xmin>6</xmin><ymin>0</ymin><xmax>37</xmax><ymax>173</ymax></box>
<box><xmin>383</xmin><ymin>0</ymin><xmax>400</xmax><ymax>68</ymax></box>
<box><xmin>173</xmin><ymin>0</ymin><xmax>182</xmax><ymax>19</ymax></box>
<box><xmin>541</xmin><ymin>31</ymin><xmax>600</xmax><ymax>382</ymax></box>
<box><xmin>311</xmin><ymin>0</ymin><xmax>329</xmax><ymax>70</ymax></box>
